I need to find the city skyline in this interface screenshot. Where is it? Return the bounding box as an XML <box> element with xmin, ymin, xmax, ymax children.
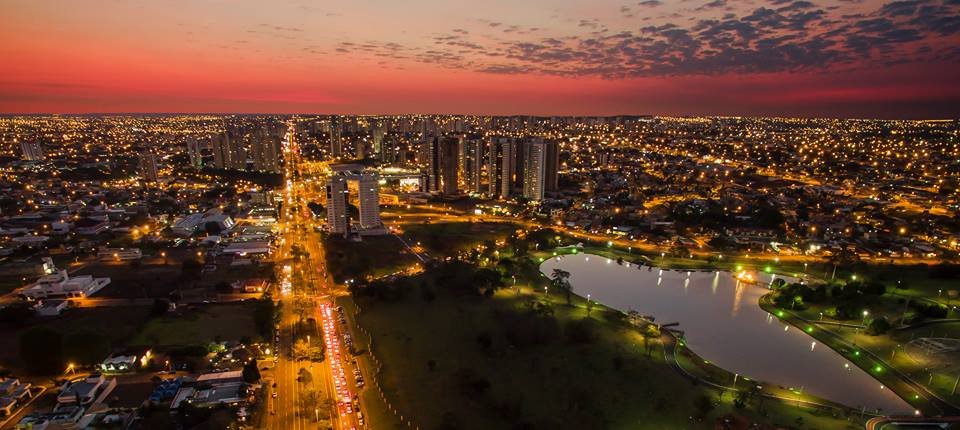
<box><xmin>2</xmin><ymin>0</ymin><xmax>959</xmax><ymax>118</ymax></box>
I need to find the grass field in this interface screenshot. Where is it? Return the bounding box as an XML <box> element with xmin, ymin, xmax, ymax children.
<box><xmin>129</xmin><ymin>302</ymin><xmax>259</xmax><ymax>347</ymax></box>
<box><xmin>0</xmin><ymin>305</ymin><xmax>152</xmax><ymax>372</ymax></box>
<box><xmin>400</xmin><ymin>221</ymin><xmax>518</xmax><ymax>258</ymax></box>
<box><xmin>323</xmin><ymin>234</ymin><xmax>418</xmax><ymax>283</ymax></box>
<box><xmin>354</xmin><ymin>278</ymin><xmax>861</xmax><ymax>429</ymax></box>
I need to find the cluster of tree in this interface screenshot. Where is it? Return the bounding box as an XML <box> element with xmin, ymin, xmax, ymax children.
<box><xmin>506</xmin><ymin>228</ymin><xmax>561</xmax><ymax>257</ymax></box>
<box><xmin>201</xmin><ymin>167</ymin><xmax>283</xmax><ymax>187</ymax></box>
<box><xmin>671</xmin><ymin>199</ymin><xmax>785</xmax><ymax>231</ymax></box>
<box><xmin>866</xmin><ymin>317</ymin><xmax>892</xmax><ymax>335</ymax></box>
<box><xmin>351</xmin><ymin>261</ymin><xmax>508</xmax><ymax>303</ymax></box>
<box><xmin>912</xmin><ymin>302</ymin><xmax>949</xmax><ymax>319</ymax></box>
<box><xmin>930</xmin><ymin>264</ymin><xmax>960</xmax><ymax>279</ymax></box>
<box><xmin>18</xmin><ymin>327</ymin><xmax>111</xmax><ymax>375</ymax></box>
<box><xmin>834</xmin><ymin>281</ymin><xmax>886</xmax><ymax>298</ymax></box>
<box><xmin>253</xmin><ymin>294</ymin><xmax>278</xmax><ymax>339</ymax></box>
<box><xmin>770</xmin><ymin>282</ymin><xmax>826</xmax><ymax>310</ymax></box>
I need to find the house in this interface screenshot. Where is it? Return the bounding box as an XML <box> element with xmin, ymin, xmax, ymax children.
<box><xmin>15</xmin><ymin>404</ymin><xmax>85</xmax><ymax>430</ymax></box>
<box><xmin>100</xmin><ymin>355</ymin><xmax>137</xmax><ymax>374</ymax></box>
<box><xmin>57</xmin><ymin>374</ymin><xmax>116</xmax><ymax>406</ymax></box>
<box><xmin>20</xmin><ymin>270</ymin><xmax>110</xmax><ymax>300</ymax></box>
<box><xmin>0</xmin><ymin>378</ymin><xmax>33</xmax><ymax>417</ymax></box>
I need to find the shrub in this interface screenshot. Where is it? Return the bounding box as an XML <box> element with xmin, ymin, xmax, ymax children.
<box><xmin>866</xmin><ymin>317</ymin><xmax>892</xmax><ymax>335</ymax></box>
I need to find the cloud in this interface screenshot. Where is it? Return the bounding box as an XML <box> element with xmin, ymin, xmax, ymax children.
<box><xmin>327</xmin><ymin>0</ymin><xmax>960</xmax><ymax>80</ymax></box>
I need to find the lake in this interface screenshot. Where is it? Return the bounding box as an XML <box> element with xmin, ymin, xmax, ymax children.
<box><xmin>540</xmin><ymin>253</ymin><xmax>913</xmax><ymax>414</ymax></box>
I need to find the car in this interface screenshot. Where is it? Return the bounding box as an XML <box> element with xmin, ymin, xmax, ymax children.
<box><xmin>272</xmin><ymin>392</ymin><xmax>278</xmax><ymax>398</ymax></box>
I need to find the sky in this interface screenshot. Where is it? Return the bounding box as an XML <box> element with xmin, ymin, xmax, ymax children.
<box><xmin>1</xmin><ymin>0</ymin><xmax>959</xmax><ymax>118</ymax></box>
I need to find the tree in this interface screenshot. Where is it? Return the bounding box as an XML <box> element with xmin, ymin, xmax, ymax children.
<box><xmin>867</xmin><ymin>317</ymin><xmax>892</xmax><ymax>335</ymax></box>
<box><xmin>151</xmin><ymin>298</ymin><xmax>170</xmax><ymax>317</ymax></box>
<box><xmin>550</xmin><ymin>268</ymin><xmax>572</xmax><ymax>305</ymax></box>
<box><xmin>20</xmin><ymin>327</ymin><xmax>64</xmax><ymax>375</ymax></box>
<box><xmin>694</xmin><ymin>394</ymin><xmax>715</xmax><ymax>418</ymax></box>
<box><xmin>641</xmin><ymin>325</ymin><xmax>660</xmax><ymax>357</ymax></box>
<box><xmin>181</xmin><ymin>259</ymin><xmax>202</xmax><ymax>281</ymax></box>
<box><xmin>63</xmin><ymin>330</ymin><xmax>110</xmax><ymax>366</ymax></box>
<box><xmin>242</xmin><ymin>360</ymin><xmax>261</xmax><ymax>384</ymax></box>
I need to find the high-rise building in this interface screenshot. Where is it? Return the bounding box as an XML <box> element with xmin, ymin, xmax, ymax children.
<box><xmin>325</xmin><ymin>169</ymin><xmax>383</xmax><ymax>235</ymax></box>
<box><xmin>372</xmin><ymin>121</ymin><xmax>385</xmax><ymax>160</ymax></box>
<box><xmin>462</xmin><ymin>137</ymin><xmax>485</xmax><ymax>194</ymax></box>
<box><xmin>19</xmin><ymin>141</ymin><xmax>43</xmax><ymax>161</ymax></box>
<box><xmin>139</xmin><ymin>151</ymin><xmax>159</xmax><ymax>183</ymax></box>
<box><xmin>186</xmin><ymin>136</ymin><xmax>203</xmax><ymax>168</ymax></box>
<box><xmin>357</xmin><ymin>172</ymin><xmax>381</xmax><ymax>230</ymax></box>
<box><xmin>420</xmin><ymin>137</ymin><xmax>440</xmax><ymax>193</ymax></box>
<box><xmin>325</xmin><ymin>175</ymin><xmax>349</xmax><ymax>235</ymax></box>
<box><xmin>330</xmin><ymin>116</ymin><xmax>343</xmax><ymax>157</ymax></box>
<box><xmin>229</xmin><ymin>135</ymin><xmax>247</xmax><ymax>170</ymax></box>
<box><xmin>251</xmin><ymin>129</ymin><xmax>281</xmax><ymax>173</ymax></box>
<box><xmin>212</xmin><ymin>132</ymin><xmax>230</xmax><ymax>169</ymax></box>
<box><xmin>439</xmin><ymin>137</ymin><xmax>460</xmax><ymax>195</ymax></box>
<box><xmin>522</xmin><ymin>139</ymin><xmax>559</xmax><ymax>201</ymax></box>
<box><xmin>487</xmin><ymin>137</ymin><xmax>516</xmax><ymax>199</ymax></box>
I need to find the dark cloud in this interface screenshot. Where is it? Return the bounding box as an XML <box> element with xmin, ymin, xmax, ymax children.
<box><xmin>331</xmin><ymin>0</ymin><xmax>960</xmax><ymax>79</ymax></box>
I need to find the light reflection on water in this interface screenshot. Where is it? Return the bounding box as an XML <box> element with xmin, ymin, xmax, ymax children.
<box><xmin>541</xmin><ymin>253</ymin><xmax>912</xmax><ymax>414</ymax></box>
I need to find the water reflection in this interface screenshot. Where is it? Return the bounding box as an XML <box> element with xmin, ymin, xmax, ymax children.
<box><xmin>541</xmin><ymin>253</ymin><xmax>912</xmax><ymax>414</ymax></box>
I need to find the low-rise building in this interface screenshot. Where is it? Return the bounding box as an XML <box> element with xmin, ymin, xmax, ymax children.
<box><xmin>20</xmin><ymin>270</ymin><xmax>110</xmax><ymax>300</ymax></box>
<box><xmin>57</xmin><ymin>374</ymin><xmax>116</xmax><ymax>406</ymax></box>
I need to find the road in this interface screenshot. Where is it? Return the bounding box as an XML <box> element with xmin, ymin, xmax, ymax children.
<box><xmin>266</xmin><ymin>120</ymin><xmax>363</xmax><ymax>430</ymax></box>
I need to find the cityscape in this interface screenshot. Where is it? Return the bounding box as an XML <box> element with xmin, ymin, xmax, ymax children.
<box><xmin>1</xmin><ymin>1</ymin><xmax>960</xmax><ymax>430</ymax></box>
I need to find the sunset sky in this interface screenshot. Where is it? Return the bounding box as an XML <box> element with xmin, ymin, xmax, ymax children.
<box><xmin>1</xmin><ymin>0</ymin><xmax>958</xmax><ymax>118</ymax></box>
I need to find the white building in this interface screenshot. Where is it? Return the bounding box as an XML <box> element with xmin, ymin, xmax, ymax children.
<box><xmin>57</xmin><ymin>374</ymin><xmax>115</xmax><ymax>406</ymax></box>
<box><xmin>20</xmin><ymin>270</ymin><xmax>111</xmax><ymax>300</ymax></box>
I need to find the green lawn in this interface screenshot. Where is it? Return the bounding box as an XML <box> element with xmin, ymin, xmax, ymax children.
<box><xmin>130</xmin><ymin>302</ymin><xmax>259</xmax><ymax>347</ymax></box>
<box><xmin>353</xmin><ymin>277</ymin><xmax>861</xmax><ymax>429</ymax></box>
